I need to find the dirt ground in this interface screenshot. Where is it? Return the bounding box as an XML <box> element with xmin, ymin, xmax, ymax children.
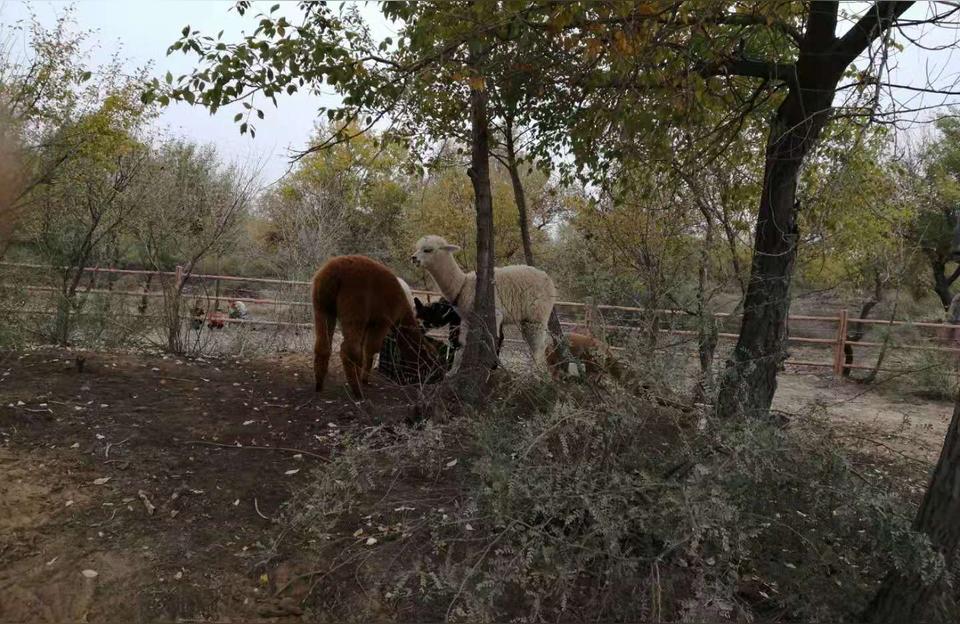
<box><xmin>0</xmin><ymin>348</ymin><xmax>952</xmax><ymax>623</ymax></box>
<box><xmin>0</xmin><ymin>347</ymin><xmax>428</xmax><ymax>623</ymax></box>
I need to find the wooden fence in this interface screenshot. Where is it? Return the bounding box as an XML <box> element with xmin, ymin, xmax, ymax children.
<box><xmin>3</xmin><ymin>262</ymin><xmax>959</xmax><ymax>377</ymax></box>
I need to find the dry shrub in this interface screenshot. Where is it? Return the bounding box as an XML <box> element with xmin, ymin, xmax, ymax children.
<box><xmin>275</xmin><ymin>378</ymin><xmax>953</xmax><ymax>623</ymax></box>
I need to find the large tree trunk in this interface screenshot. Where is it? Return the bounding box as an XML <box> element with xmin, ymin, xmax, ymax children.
<box><xmin>453</xmin><ymin>56</ymin><xmax>498</xmax><ymax>403</ymax></box>
<box><xmin>715</xmin><ymin>1</ymin><xmax>911</xmax><ymax>419</ymax></box>
<box><xmin>862</xmin><ymin>392</ymin><xmax>960</xmax><ymax>623</ymax></box>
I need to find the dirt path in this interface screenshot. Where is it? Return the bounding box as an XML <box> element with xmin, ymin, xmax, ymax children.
<box><xmin>0</xmin><ymin>348</ymin><xmax>422</xmax><ymax>623</ymax></box>
<box><xmin>775</xmin><ymin>369</ymin><xmax>953</xmax><ymax>465</ymax></box>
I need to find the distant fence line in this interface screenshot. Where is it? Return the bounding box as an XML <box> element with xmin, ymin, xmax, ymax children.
<box><xmin>3</xmin><ymin>262</ymin><xmax>960</xmax><ymax>377</ymax></box>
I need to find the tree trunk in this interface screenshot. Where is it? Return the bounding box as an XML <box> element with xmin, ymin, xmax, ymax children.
<box><xmin>504</xmin><ymin>120</ymin><xmax>535</xmax><ymax>267</ymax></box>
<box><xmin>452</xmin><ymin>53</ymin><xmax>498</xmax><ymax>403</ymax></box>
<box><xmin>862</xmin><ymin>391</ymin><xmax>960</xmax><ymax>623</ymax></box>
<box><xmin>694</xmin><ymin>206</ymin><xmax>718</xmax><ymax>403</ymax></box>
<box><xmin>843</xmin><ymin>273</ymin><xmax>883</xmax><ymax>378</ymax></box>
<box><xmin>715</xmin><ymin>1</ymin><xmax>911</xmax><ymax>419</ymax></box>
<box><xmin>930</xmin><ymin>257</ymin><xmax>956</xmax><ymax>310</ymax></box>
<box><xmin>502</xmin><ymin>115</ymin><xmax>573</xmax><ymax>371</ymax></box>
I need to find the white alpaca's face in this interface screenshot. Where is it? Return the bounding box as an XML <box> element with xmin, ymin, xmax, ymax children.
<box><xmin>411</xmin><ymin>235</ymin><xmax>460</xmax><ymax>268</ymax></box>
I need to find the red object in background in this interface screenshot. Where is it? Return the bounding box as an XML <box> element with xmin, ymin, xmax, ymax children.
<box><xmin>207</xmin><ymin>311</ymin><xmax>226</xmax><ymax>329</ymax></box>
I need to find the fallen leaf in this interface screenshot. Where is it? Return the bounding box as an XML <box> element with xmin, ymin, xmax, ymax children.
<box><xmin>92</xmin><ymin>477</ymin><xmax>111</xmax><ymax>485</ymax></box>
<box><xmin>465</xmin><ymin>523</ymin><xmax>474</xmax><ymax>531</ymax></box>
<box><xmin>81</xmin><ymin>569</ymin><xmax>98</xmax><ymax>579</ymax></box>
<box><xmin>445</xmin><ymin>458</ymin><xmax>458</xmax><ymax>468</ymax></box>
<box><xmin>70</xmin><ymin>442</ymin><xmax>80</xmax><ymax>449</ymax></box>
<box><xmin>233</xmin><ymin>499</ymin><xmax>240</xmax><ymax>506</ymax></box>
<box><xmin>365</xmin><ymin>537</ymin><xmax>378</xmax><ymax>546</ymax></box>
<box><xmin>242</xmin><ymin>420</ymin><xmax>255</xmax><ymax>425</ymax></box>
<box><xmin>95</xmin><ymin>434</ymin><xmax>105</xmax><ymax>440</ymax></box>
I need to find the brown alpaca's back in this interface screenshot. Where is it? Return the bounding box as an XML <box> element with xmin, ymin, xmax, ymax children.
<box><xmin>311</xmin><ymin>255</ymin><xmax>426</xmax><ymax>398</ymax></box>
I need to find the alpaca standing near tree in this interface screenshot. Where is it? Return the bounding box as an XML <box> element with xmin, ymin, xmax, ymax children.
<box><xmin>312</xmin><ymin>255</ymin><xmax>442</xmax><ymax>398</ymax></box>
<box><xmin>411</xmin><ymin>235</ymin><xmax>556</xmax><ymax>372</ymax></box>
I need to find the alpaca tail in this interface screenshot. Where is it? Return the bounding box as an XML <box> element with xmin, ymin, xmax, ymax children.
<box><xmin>312</xmin><ymin>269</ymin><xmax>339</xmax><ymax>392</ymax></box>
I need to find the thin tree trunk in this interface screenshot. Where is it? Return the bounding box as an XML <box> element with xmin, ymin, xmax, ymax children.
<box><xmin>716</xmin><ymin>1</ymin><xmax>911</xmax><ymax>419</ymax></box>
<box><xmin>694</xmin><ymin>207</ymin><xmax>717</xmax><ymax>402</ymax></box>
<box><xmin>843</xmin><ymin>273</ymin><xmax>883</xmax><ymax>378</ymax></box>
<box><xmin>862</xmin><ymin>391</ymin><xmax>960</xmax><ymax>623</ymax></box>
<box><xmin>453</xmin><ymin>50</ymin><xmax>498</xmax><ymax>403</ymax></box>
<box><xmin>504</xmin><ymin>118</ymin><xmax>535</xmax><ymax>267</ymax></box>
<box><xmin>501</xmin><ymin>114</ymin><xmax>572</xmax><ymax>371</ymax></box>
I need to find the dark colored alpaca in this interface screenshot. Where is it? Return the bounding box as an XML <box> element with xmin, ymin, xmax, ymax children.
<box><xmin>413</xmin><ymin>297</ymin><xmax>504</xmax><ymax>362</ymax></box>
<box><xmin>378</xmin><ymin>330</ymin><xmax>451</xmax><ymax>384</ymax></box>
<box><xmin>312</xmin><ymin>255</ymin><xmax>442</xmax><ymax>399</ymax></box>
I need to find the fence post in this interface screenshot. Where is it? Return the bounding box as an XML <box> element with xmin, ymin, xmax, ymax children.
<box><xmin>174</xmin><ymin>265</ymin><xmax>184</xmax><ymax>290</ymax></box>
<box><xmin>833</xmin><ymin>309</ymin><xmax>849</xmax><ymax>376</ymax></box>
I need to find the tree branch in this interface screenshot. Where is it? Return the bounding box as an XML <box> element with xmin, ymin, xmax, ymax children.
<box><xmin>834</xmin><ymin>1</ymin><xmax>915</xmax><ymax>64</ymax></box>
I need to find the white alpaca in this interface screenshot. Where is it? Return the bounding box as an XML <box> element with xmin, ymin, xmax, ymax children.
<box><xmin>396</xmin><ymin>277</ymin><xmax>416</xmax><ymax>312</ymax></box>
<box><xmin>411</xmin><ymin>235</ymin><xmax>556</xmax><ymax>371</ymax></box>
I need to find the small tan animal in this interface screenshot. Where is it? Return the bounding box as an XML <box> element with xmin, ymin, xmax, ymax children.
<box><xmin>546</xmin><ymin>333</ymin><xmax>623</xmax><ymax>383</ymax></box>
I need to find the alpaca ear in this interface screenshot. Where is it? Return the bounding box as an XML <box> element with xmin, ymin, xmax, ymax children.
<box><xmin>441</xmin><ymin>244</ymin><xmax>461</xmax><ymax>253</ymax></box>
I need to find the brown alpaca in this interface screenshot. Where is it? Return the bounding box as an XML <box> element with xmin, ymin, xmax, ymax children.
<box><xmin>312</xmin><ymin>255</ymin><xmax>441</xmax><ymax>399</ymax></box>
<box><xmin>546</xmin><ymin>333</ymin><xmax>623</xmax><ymax>383</ymax></box>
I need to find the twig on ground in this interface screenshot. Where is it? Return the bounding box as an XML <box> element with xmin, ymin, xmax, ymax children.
<box><xmin>138</xmin><ymin>490</ymin><xmax>156</xmax><ymax>515</ymax></box>
<box><xmin>836</xmin><ymin>432</ymin><xmax>930</xmax><ymax>467</ymax></box>
<box><xmin>89</xmin><ymin>508</ymin><xmax>119</xmax><ymax>527</ymax></box>
<box><xmin>104</xmin><ymin>437</ymin><xmax>130</xmax><ymax>459</ymax></box>
<box><xmin>254</xmin><ymin>497</ymin><xmax>272</xmax><ymax>521</ymax></box>
<box><xmin>185</xmin><ymin>440</ymin><xmax>328</xmax><ymax>461</ymax></box>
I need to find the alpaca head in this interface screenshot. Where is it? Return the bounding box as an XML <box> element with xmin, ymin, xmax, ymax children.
<box><xmin>411</xmin><ymin>235</ymin><xmax>460</xmax><ymax>270</ymax></box>
<box><xmin>414</xmin><ymin>297</ymin><xmax>460</xmax><ymax>330</ymax></box>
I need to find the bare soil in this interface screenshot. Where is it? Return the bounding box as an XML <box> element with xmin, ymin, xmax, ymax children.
<box><xmin>0</xmin><ymin>348</ymin><xmax>951</xmax><ymax>623</ymax></box>
<box><xmin>0</xmin><ymin>347</ymin><xmax>424</xmax><ymax>623</ymax></box>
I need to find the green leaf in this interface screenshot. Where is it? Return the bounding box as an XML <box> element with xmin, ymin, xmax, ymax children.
<box><xmin>270</xmin><ymin>3</ymin><xmax>280</xmax><ymax>12</ymax></box>
<box><xmin>184</xmin><ymin>91</ymin><xmax>196</xmax><ymax>105</ymax></box>
<box><xmin>182</xmin><ymin>25</ymin><xmax>190</xmax><ymax>37</ymax></box>
<box><xmin>257</xmin><ymin>109</ymin><xmax>264</xmax><ymax>119</ymax></box>
<box><xmin>165</xmin><ymin>71</ymin><xmax>173</xmax><ymax>84</ymax></box>
<box><xmin>240</xmin><ymin>122</ymin><xmax>248</xmax><ymax>134</ymax></box>
<box><xmin>234</xmin><ymin>112</ymin><xmax>243</xmax><ymax>122</ymax></box>
<box><xmin>79</xmin><ymin>70</ymin><xmax>92</xmax><ymax>82</ymax></box>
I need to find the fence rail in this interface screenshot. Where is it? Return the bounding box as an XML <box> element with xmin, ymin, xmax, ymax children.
<box><xmin>4</xmin><ymin>262</ymin><xmax>959</xmax><ymax>376</ymax></box>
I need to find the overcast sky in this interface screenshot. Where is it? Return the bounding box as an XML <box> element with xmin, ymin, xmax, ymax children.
<box><xmin>3</xmin><ymin>1</ymin><xmax>960</xmax><ymax>186</ymax></box>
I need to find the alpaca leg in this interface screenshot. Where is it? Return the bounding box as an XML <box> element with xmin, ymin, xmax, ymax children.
<box><xmin>314</xmin><ymin>313</ymin><xmax>335</xmax><ymax>392</ymax></box>
<box><xmin>521</xmin><ymin>321</ymin><xmax>548</xmax><ymax>369</ymax></box>
<box><xmin>339</xmin><ymin>330</ymin><xmax>365</xmax><ymax>399</ymax></box>
<box><xmin>362</xmin><ymin>324</ymin><xmax>390</xmax><ymax>385</ymax></box>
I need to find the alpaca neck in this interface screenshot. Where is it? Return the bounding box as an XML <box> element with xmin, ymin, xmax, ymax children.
<box><xmin>430</xmin><ymin>254</ymin><xmax>468</xmax><ymax>304</ymax></box>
